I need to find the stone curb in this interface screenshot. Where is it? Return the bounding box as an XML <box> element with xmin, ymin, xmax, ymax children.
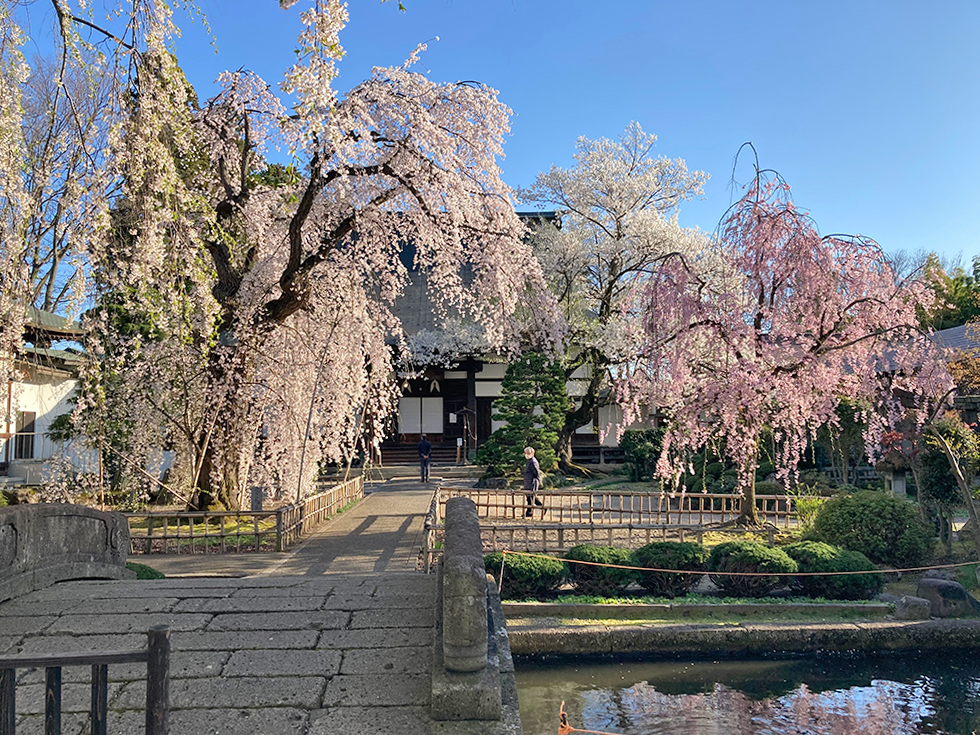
<box><xmin>501</xmin><ymin>601</ymin><xmax>893</xmax><ymax>620</ymax></box>
<box><xmin>507</xmin><ymin>619</ymin><xmax>980</xmax><ymax>656</ymax></box>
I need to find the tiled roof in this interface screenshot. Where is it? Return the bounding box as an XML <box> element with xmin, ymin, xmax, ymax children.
<box><xmin>24</xmin><ymin>306</ymin><xmax>85</xmax><ymax>338</ymax></box>
<box><xmin>931</xmin><ymin>323</ymin><xmax>980</xmax><ymax>352</ymax></box>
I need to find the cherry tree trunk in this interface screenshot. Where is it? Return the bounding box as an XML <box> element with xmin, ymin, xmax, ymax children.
<box><xmin>557</xmin><ymin>402</ymin><xmax>596</xmax><ymax>474</ymax></box>
<box><xmin>193</xmin><ymin>440</ymin><xmax>242</xmax><ymax>511</ymax></box>
<box><xmin>926</xmin><ymin>429</ymin><xmax>980</xmax><ymax>554</ymax></box>
<box><xmin>188</xmin><ymin>343</ymin><xmax>253</xmax><ymax>511</ymax></box>
<box><xmin>558</xmin><ymin>371</ymin><xmax>601</xmax><ymax>474</ymax></box>
<box><xmin>556</xmin><ymin>429</ymin><xmax>574</xmax><ymax>470</ymax></box>
<box><xmin>735</xmin><ymin>462</ymin><xmax>762</xmax><ymax>527</ymax></box>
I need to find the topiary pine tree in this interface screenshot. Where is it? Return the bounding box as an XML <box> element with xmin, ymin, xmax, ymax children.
<box><xmin>476</xmin><ymin>352</ymin><xmax>567</xmax><ymax>477</ymax></box>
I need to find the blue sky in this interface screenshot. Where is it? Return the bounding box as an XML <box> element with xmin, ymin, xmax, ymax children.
<box><xmin>125</xmin><ymin>1</ymin><xmax>980</xmax><ymax>266</ymax></box>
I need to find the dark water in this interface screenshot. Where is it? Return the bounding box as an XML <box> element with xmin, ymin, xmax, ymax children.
<box><xmin>515</xmin><ymin>653</ymin><xmax>980</xmax><ymax>735</ymax></box>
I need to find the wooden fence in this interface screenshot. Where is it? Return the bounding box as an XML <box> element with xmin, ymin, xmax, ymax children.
<box><xmin>126</xmin><ymin>476</ymin><xmax>363</xmax><ymax>554</ymax></box>
<box><xmin>275</xmin><ymin>476</ymin><xmax>364</xmax><ymax>550</ymax></box>
<box><xmin>435</xmin><ymin>487</ymin><xmax>797</xmax><ymax>527</ymax></box>
<box><xmin>0</xmin><ymin>626</ymin><xmax>170</xmax><ymax>735</ymax></box>
<box><xmin>420</xmin><ymin>486</ymin><xmax>797</xmax><ymax>571</ymax></box>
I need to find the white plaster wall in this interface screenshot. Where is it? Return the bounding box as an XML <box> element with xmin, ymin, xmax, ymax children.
<box><xmin>599</xmin><ymin>404</ymin><xmax>625</xmax><ymax>446</ymax></box>
<box><xmin>477</xmin><ymin>363</ymin><xmax>507</xmax><ymax>379</ymax></box>
<box><xmin>475</xmin><ymin>381</ymin><xmax>503</xmax><ymax>397</ymax></box>
<box><xmin>6</xmin><ymin>369</ymin><xmax>77</xmax><ymax>460</ymax></box>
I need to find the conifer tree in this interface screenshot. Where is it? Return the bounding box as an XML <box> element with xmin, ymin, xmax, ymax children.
<box><xmin>476</xmin><ymin>353</ymin><xmax>566</xmax><ymax>477</ymax></box>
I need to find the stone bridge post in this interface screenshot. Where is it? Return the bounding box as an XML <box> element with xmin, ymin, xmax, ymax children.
<box><xmin>431</xmin><ymin>497</ymin><xmax>520</xmax><ymax>730</ymax></box>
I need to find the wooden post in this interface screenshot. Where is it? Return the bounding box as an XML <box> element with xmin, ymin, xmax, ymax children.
<box><xmin>45</xmin><ymin>666</ymin><xmax>61</xmax><ymax>735</ymax></box>
<box><xmin>276</xmin><ymin>509</ymin><xmax>285</xmax><ymax>552</ymax></box>
<box><xmin>91</xmin><ymin>664</ymin><xmax>108</xmax><ymax>735</ymax></box>
<box><xmin>146</xmin><ymin>626</ymin><xmax>170</xmax><ymax>735</ymax></box>
<box><xmin>1</xmin><ymin>667</ymin><xmax>15</xmax><ymax>735</ymax></box>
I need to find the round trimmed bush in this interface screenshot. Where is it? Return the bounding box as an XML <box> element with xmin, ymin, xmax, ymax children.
<box><xmin>484</xmin><ymin>551</ymin><xmax>565</xmax><ymax>600</ymax></box>
<box><xmin>564</xmin><ymin>545</ymin><xmax>637</xmax><ymax>597</ymax></box>
<box><xmin>784</xmin><ymin>541</ymin><xmax>882</xmax><ymax>600</ymax></box>
<box><xmin>708</xmin><ymin>540</ymin><xmax>797</xmax><ymax>597</ymax></box>
<box><xmin>811</xmin><ymin>490</ymin><xmax>934</xmax><ymax>567</ymax></box>
<box><xmin>634</xmin><ymin>541</ymin><xmax>708</xmax><ymax>598</ymax></box>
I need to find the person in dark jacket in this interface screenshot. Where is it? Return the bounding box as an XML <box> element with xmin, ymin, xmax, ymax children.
<box><xmin>522</xmin><ymin>446</ymin><xmax>544</xmax><ymax>518</ymax></box>
<box><xmin>418</xmin><ymin>434</ymin><xmax>432</xmax><ymax>483</ymax></box>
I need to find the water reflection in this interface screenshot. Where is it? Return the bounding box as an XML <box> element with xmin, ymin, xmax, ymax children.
<box><xmin>516</xmin><ymin>654</ymin><xmax>980</xmax><ymax>735</ymax></box>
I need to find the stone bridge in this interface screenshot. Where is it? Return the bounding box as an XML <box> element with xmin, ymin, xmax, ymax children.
<box><xmin>0</xmin><ymin>482</ymin><xmax>521</xmax><ymax>734</ymax></box>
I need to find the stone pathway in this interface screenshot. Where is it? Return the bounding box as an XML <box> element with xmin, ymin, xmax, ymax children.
<box><xmin>135</xmin><ymin>478</ymin><xmax>441</xmax><ymax>578</ymax></box>
<box><xmin>0</xmin><ymin>477</ymin><xmax>494</xmax><ymax>735</ymax></box>
<box><xmin>270</xmin><ymin>480</ymin><xmax>433</xmax><ymax>576</ymax></box>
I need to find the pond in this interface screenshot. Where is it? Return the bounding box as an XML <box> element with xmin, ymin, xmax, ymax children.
<box><xmin>516</xmin><ymin>652</ymin><xmax>980</xmax><ymax>735</ymax></box>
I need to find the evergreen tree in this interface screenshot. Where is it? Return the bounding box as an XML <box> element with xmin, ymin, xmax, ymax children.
<box><xmin>476</xmin><ymin>353</ymin><xmax>567</xmax><ymax>476</ymax></box>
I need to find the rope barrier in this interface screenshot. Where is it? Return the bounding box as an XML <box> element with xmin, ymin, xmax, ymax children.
<box><xmin>499</xmin><ymin>549</ymin><xmax>978</xmax><ymax>578</ymax></box>
<box><xmin>558</xmin><ymin>701</ymin><xmax>622</xmax><ymax>735</ymax></box>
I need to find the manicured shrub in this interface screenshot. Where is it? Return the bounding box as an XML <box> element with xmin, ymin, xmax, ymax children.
<box><xmin>810</xmin><ymin>490</ymin><xmax>934</xmax><ymax>567</ymax></box>
<box><xmin>564</xmin><ymin>545</ymin><xmax>637</xmax><ymax>597</ymax></box>
<box><xmin>633</xmin><ymin>541</ymin><xmax>708</xmax><ymax>598</ymax></box>
<box><xmin>707</xmin><ymin>540</ymin><xmax>797</xmax><ymax>597</ymax></box>
<box><xmin>784</xmin><ymin>541</ymin><xmax>882</xmax><ymax>600</ymax></box>
<box><xmin>484</xmin><ymin>551</ymin><xmax>565</xmax><ymax>599</ymax></box>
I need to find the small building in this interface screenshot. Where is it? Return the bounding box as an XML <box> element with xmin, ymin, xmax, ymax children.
<box><xmin>1</xmin><ymin>308</ymin><xmax>89</xmax><ymax>486</ymax></box>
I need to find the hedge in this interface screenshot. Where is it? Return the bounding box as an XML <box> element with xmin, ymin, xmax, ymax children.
<box><xmin>484</xmin><ymin>551</ymin><xmax>565</xmax><ymax>599</ymax></box>
<box><xmin>564</xmin><ymin>545</ymin><xmax>637</xmax><ymax>596</ymax></box>
<box><xmin>633</xmin><ymin>541</ymin><xmax>708</xmax><ymax>598</ymax></box>
<box><xmin>708</xmin><ymin>540</ymin><xmax>797</xmax><ymax>597</ymax></box>
<box><xmin>784</xmin><ymin>541</ymin><xmax>882</xmax><ymax>600</ymax></box>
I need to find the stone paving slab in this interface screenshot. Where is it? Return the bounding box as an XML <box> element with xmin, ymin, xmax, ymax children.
<box><xmin>0</xmin><ymin>616</ymin><xmax>58</xmax><ymax>636</ymax></box>
<box><xmin>173</xmin><ymin>594</ymin><xmax>329</xmax><ymax>613</ymax></box>
<box><xmin>0</xmin><ymin>599</ymin><xmax>83</xmax><ymax>617</ymax></box>
<box><xmin>223</xmin><ymin>648</ymin><xmax>342</xmax><ymax>677</ymax></box>
<box><xmin>227</xmin><ymin>579</ymin><xmax>368</xmax><ymax>596</ymax></box>
<box><xmin>45</xmin><ymin>612</ymin><xmax>212</xmax><ymax>635</ymax></box>
<box><xmin>13</xmin><ymin>633</ymin><xmax>148</xmax><ymax>656</ymax></box>
<box><xmin>68</xmin><ymin>597</ymin><xmax>180</xmax><ymax>614</ymax></box>
<box><xmin>308</xmin><ymin>705</ymin><xmax>434</xmax><ymax>735</ymax></box>
<box><xmin>206</xmin><ymin>610</ymin><xmax>350</xmax><ymax>631</ymax></box>
<box><xmin>322</xmin><ymin>672</ymin><xmax>431</xmax><ymax>707</ymax></box>
<box><xmin>165</xmin><ymin>707</ymin><xmax>311</xmax><ymax>735</ymax></box>
<box><xmin>15</xmin><ymin>650</ymin><xmax>229</xmax><ymax>684</ymax></box>
<box><xmin>316</xmin><ymin>626</ymin><xmax>433</xmax><ymax>650</ymax></box>
<box><xmin>340</xmin><ymin>645</ymin><xmax>432</xmax><ymax>675</ymax></box>
<box><xmin>114</xmin><ymin>675</ymin><xmax>328</xmax><ymax>710</ymax></box>
<box><xmin>14</xmin><ymin>712</ymin><xmax>88</xmax><ymax>735</ymax></box>
<box><xmin>350</xmin><ymin>606</ymin><xmax>434</xmax><ymax>628</ymax></box>
<box><xmin>172</xmin><ymin>630</ymin><xmax>320</xmax><ymax>651</ymax></box>
<box><xmin>14</xmin><ymin>681</ymin><xmax>125</xmax><ymax>715</ymax></box>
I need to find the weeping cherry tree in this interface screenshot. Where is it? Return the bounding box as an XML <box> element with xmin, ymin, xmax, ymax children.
<box><xmin>621</xmin><ymin>165</ymin><xmax>952</xmax><ymax>526</ymax></box>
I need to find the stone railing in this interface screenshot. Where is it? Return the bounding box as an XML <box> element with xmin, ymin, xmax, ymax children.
<box><xmin>0</xmin><ymin>504</ymin><xmax>133</xmax><ymax>604</ymax></box>
<box><xmin>431</xmin><ymin>497</ymin><xmax>521</xmax><ymax>728</ymax></box>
